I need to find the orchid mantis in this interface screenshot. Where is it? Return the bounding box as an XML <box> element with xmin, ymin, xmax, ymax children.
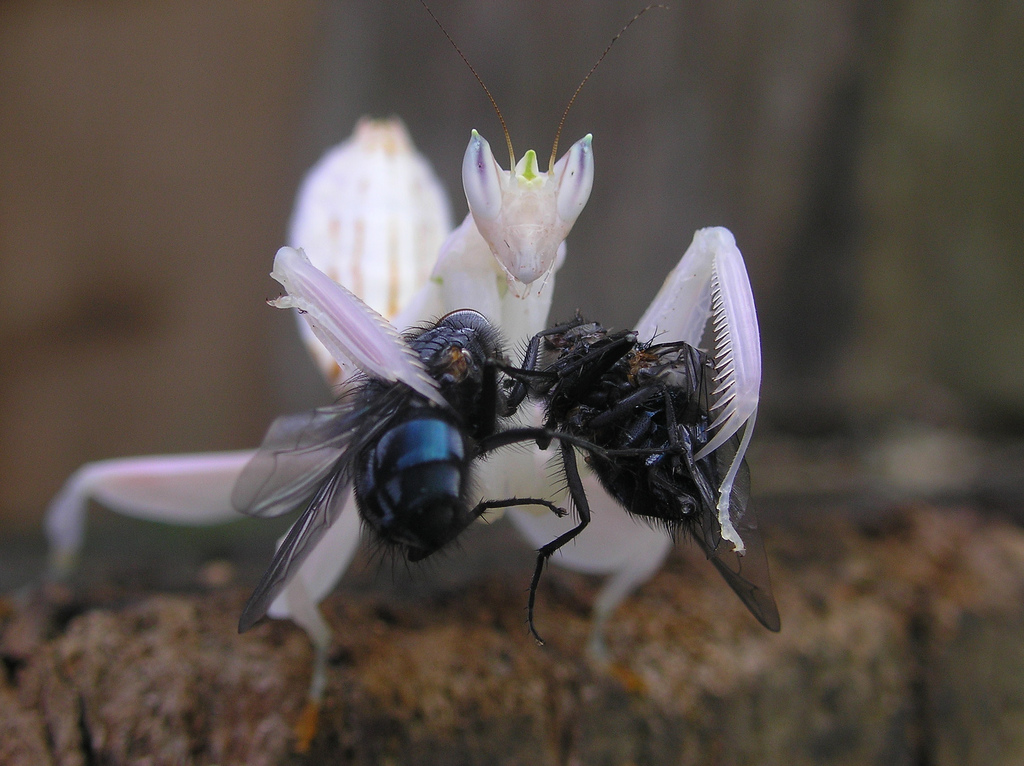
<box><xmin>45</xmin><ymin>113</ymin><xmax>763</xmax><ymax>654</ymax></box>
<box><xmin>44</xmin><ymin>7</ymin><xmax>767</xmax><ymax>711</ymax></box>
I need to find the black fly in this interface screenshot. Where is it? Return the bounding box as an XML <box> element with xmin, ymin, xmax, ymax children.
<box><xmin>506</xmin><ymin>315</ymin><xmax>781</xmax><ymax>636</ymax></box>
<box><xmin>236</xmin><ymin>248</ymin><xmax>769</xmax><ymax>643</ymax></box>
<box><xmin>232</xmin><ymin>307</ymin><xmax>587</xmax><ymax>632</ymax></box>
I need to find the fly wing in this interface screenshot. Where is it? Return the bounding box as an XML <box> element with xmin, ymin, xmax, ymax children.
<box><xmin>231</xmin><ymin>397</ymin><xmax>361</xmax><ymax>518</ymax></box>
<box><xmin>693</xmin><ymin>514</ymin><xmax>781</xmax><ymax>632</ymax></box>
<box><xmin>236</xmin><ymin>384</ymin><xmax>411</xmax><ymax>630</ymax></box>
<box><xmin>270</xmin><ymin>246</ymin><xmax>446</xmax><ymax>407</ymax></box>
<box><xmin>238</xmin><ymin>468</ymin><xmax>352</xmax><ymax>632</ymax></box>
<box><xmin>690</xmin><ymin>442</ymin><xmax>781</xmax><ymax>632</ymax></box>
<box><xmin>232</xmin><ymin>385</ymin><xmax>408</xmax><ymax>518</ymax></box>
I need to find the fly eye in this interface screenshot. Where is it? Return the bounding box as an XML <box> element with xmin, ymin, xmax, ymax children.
<box><xmin>440</xmin><ymin>347</ymin><xmax>472</xmax><ymax>380</ymax></box>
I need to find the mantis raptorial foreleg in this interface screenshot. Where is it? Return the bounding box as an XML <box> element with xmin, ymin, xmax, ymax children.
<box><xmin>636</xmin><ymin>227</ymin><xmax>761</xmax><ymax>552</ymax></box>
<box><xmin>500</xmin><ymin>227</ymin><xmax>762</xmax><ymax>647</ymax></box>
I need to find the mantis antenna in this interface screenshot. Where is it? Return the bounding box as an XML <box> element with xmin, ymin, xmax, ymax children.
<box><xmin>420</xmin><ymin>1</ymin><xmax>668</xmax><ymax>172</ymax></box>
<box><xmin>549</xmin><ymin>4</ymin><xmax>669</xmax><ymax>171</ymax></box>
<box><xmin>417</xmin><ymin>0</ymin><xmax>516</xmax><ymax>170</ymax></box>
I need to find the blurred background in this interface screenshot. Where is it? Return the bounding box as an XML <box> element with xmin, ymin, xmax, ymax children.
<box><xmin>1</xmin><ymin>0</ymin><xmax>1021</xmax><ymax>564</ymax></box>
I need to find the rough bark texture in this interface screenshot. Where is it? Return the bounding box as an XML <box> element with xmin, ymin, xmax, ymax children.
<box><xmin>2</xmin><ymin>505</ymin><xmax>1022</xmax><ymax>765</ymax></box>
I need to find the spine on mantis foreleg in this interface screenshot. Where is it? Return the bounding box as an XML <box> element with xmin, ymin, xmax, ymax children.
<box><xmin>637</xmin><ymin>227</ymin><xmax>761</xmax><ymax>554</ymax></box>
<box><xmin>699</xmin><ymin>228</ymin><xmax>761</xmax><ymax>458</ymax></box>
<box><xmin>700</xmin><ymin>228</ymin><xmax>760</xmax><ymax>554</ymax></box>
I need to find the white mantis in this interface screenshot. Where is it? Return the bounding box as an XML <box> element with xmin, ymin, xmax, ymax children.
<box><xmin>44</xmin><ymin>8</ymin><xmax>771</xmax><ymax>714</ymax></box>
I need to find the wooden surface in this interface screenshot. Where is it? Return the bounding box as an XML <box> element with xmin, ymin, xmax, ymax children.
<box><xmin>2</xmin><ymin>505</ymin><xmax>1023</xmax><ymax>765</ymax></box>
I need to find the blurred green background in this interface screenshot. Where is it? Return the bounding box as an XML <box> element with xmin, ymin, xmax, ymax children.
<box><xmin>1</xmin><ymin>0</ymin><xmax>1021</xmax><ymax>538</ymax></box>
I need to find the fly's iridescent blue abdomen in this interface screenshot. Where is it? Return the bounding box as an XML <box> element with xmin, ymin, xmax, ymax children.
<box><xmin>356</xmin><ymin>415</ymin><xmax>470</xmax><ymax>561</ymax></box>
<box><xmin>236</xmin><ymin>305</ymin><xmax>576</xmax><ymax>633</ymax></box>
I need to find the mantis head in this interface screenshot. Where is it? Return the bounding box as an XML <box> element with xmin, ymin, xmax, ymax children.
<box><xmin>422</xmin><ymin>0</ymin><xmax>659</xmax><ymax>298</ymax></box>
<box><xmin>463</xmin><ymin>130</ymin><xmax>594</xmax><ymax>295</ymax></box>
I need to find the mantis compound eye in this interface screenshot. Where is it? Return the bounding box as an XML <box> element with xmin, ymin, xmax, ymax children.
<box><xmin>462</xmin><ymin>130</ymin><xmax>504</xmax><ymax>222</ymax></box>
<box><xmin>554</xmin><ymin>134</ymin><xmax>594</xmax><ymax>225</ymax></box>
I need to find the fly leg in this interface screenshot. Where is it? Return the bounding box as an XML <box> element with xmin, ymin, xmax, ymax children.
<box><xmin>527</xmin><ymin>440</ymin><xmax>591</xmax><ymax>645</ymax></box>
<box><xmin>470</xmin><ymin>496</ymin><xmax>568</xmax><ymax>520</ymax></box>
<box><xmin>501</xmin><ymin>315</ymin><xmax>588</xmax><ymax>411</ymax></box>
<box><xmin>586</xmin><ymin>385</ymin><xmax>662</xmax><ymax>430</ymax></box>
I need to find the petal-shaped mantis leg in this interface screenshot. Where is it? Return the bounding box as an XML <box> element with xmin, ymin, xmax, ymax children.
<box><xmin>45</xmin><ymin>451</ymin><xmax>256</xmax><ymax>576</ymax></box>
<box><xmin>43</xmin><ymin>119</ymin><xmax>446</xmax><ymax>565</ymax></box>
<box><xmin>637</xmin><ymin>227</ymin><xmax>761</xmax><ymax>553</ymax></box>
